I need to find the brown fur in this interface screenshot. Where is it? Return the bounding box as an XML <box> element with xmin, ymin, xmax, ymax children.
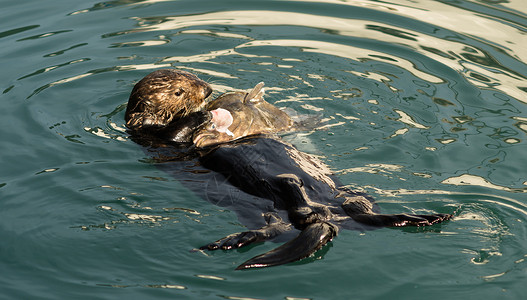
<box><xmin>125</xmin><ymin>69</ymin><xmax>212</xmax><ymax>130</ymax></box>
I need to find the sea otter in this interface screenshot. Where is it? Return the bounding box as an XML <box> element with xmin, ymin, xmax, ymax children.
<box><xmin>125</xmin><ymin>69</ymin><xmax>451</xmax><ymax>270</ymax></box>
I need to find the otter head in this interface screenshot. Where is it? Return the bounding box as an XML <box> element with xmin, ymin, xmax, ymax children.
<box><xmin>125</xmin><ymin>69</ymin><xmax>212</xmax><ymax>130</ymax></box>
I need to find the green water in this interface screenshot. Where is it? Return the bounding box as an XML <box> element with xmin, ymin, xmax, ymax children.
<box><xmin>1</xmin><ymin>0</ymin><xmax>527</xmax><ymax>299</ymax></box>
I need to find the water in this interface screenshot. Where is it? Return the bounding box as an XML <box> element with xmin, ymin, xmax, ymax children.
<box><xmin>1</xmin><ymin>0</ymin><xmax>527</xmax><ymax>299</ymax></box>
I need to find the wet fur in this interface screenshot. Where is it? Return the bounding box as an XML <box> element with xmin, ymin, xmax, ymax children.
<box><xmin>125</xmin><ymin>69</ymin><xmax>212</xmax><ymax>130</ymax></box>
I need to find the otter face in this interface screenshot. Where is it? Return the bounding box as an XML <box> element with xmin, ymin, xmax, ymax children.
<box><xmin>125</xmin><ymin>69</ymin><xmax>212</xmax><ymax>129</ymax></box>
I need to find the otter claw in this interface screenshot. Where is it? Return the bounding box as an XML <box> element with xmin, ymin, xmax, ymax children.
<box><xmin>200</xmin><ymin>231</ymin><xmax>261</xmax><ymax>251</ymax></box>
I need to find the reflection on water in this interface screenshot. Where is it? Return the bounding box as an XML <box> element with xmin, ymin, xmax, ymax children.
<box><xmin>102</xmin><ymin>6</ymin><xmax>526</xmax><ymax>100</ymax></box>
<box><xmin>443</xmin><ymin>173</ymin><xmax>527</xmax><ymax>193</ymax></box>
<box><xmin>2</xmin><ymin>0</ymin><xmax>527</xmax><ymax>298</ymax></box>
<box><xmin>44</xmin><ymin>2</ymin><xmax>527</xmax><ymax>102</ymax></box>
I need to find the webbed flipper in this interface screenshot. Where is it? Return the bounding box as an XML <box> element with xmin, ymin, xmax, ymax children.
<box><xmin>200</xmin><ymin>213</ymin><xmax>290</xmax><ymax>250</ymax></box>
<box><xmin>235</xmin><ymin>222</ymin><xmax>338</xmax><ymax>270</ymax></box>
<box><xmin>342</xmin><ymin>195</ymin><xmax>451</xmax><ymax>227</ymax></box>
<box><xmin>352</xmin><ymin>213</ymin><xmax>451</xmax><ymax>227</ymax></box>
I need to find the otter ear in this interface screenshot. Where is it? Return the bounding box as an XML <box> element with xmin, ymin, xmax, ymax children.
<box><xmin>244</xmin><ymin>82</ymin><xmax>265</xmax><ymax>103</ymax></box>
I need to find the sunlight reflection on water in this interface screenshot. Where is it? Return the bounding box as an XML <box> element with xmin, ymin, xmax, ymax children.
<box><xmin>2</xmin><ymin>0</ymin><xmax>527</xmax><ymax>299</ymax></box>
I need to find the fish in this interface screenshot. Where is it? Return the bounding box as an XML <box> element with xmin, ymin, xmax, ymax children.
<box><xmin>193</xmin><ymin>82</ymin><xmax>293</xmax><ymax>148</ymax></box>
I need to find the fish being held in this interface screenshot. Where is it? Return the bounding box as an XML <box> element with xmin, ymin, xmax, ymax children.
<box><xmin>193</xmin><ymin>82</ymin><xmax>293</xmax><ymax>147</ymax></box>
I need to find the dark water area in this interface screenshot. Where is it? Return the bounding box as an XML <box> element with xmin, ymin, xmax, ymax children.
<box><xmin>1</xmin><ymin>0</ymin><xmax>527</xmax><ymax>299</ymax></box>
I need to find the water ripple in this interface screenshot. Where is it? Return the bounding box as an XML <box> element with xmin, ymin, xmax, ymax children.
<box><xmin>2</xmin><ymin>0</ymin><xmax>527</xmax><ymax>298</ymax></box>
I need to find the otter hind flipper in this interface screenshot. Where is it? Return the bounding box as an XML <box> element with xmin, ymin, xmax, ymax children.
<box><xmin>200</xmin><ymin>213</ymin><xmax>290</xmax><ymax>251</ymax></box>
<box><xmin>236</xmin><ymin>222</ymin><xmax>338</xmax><ymax>270</ymax></box>
<box><xmin>244</xmin><ymin>82</ymin><xmax>265</xmax><ymax>103</ymax></box>
<box><xmin>352</xmin><ymin>213</ymin><xmax>451</xmax><ymax>227</ymax></box>
<box><xmin>342</xmin><ymin>196</ymin><xmax>451</xmax><ymax>227</ymax></box>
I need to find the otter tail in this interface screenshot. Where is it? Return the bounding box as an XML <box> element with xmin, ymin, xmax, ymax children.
<box><xmin>235</xmin><ymin>222</ymin><xmax>338</xmax><ymax>270</ymax></box>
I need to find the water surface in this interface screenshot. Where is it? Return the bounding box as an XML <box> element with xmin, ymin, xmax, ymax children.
<box><xmin>1</xmin><ymin>0</ymin><xmax>527</xmax><ymax>299</ymax></box>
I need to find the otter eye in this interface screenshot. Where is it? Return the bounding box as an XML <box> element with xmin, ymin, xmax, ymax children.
<box><xmin>174</xmin><ymin>88</ymin><xmax>185</xmax><ymax>97</ymax></box>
